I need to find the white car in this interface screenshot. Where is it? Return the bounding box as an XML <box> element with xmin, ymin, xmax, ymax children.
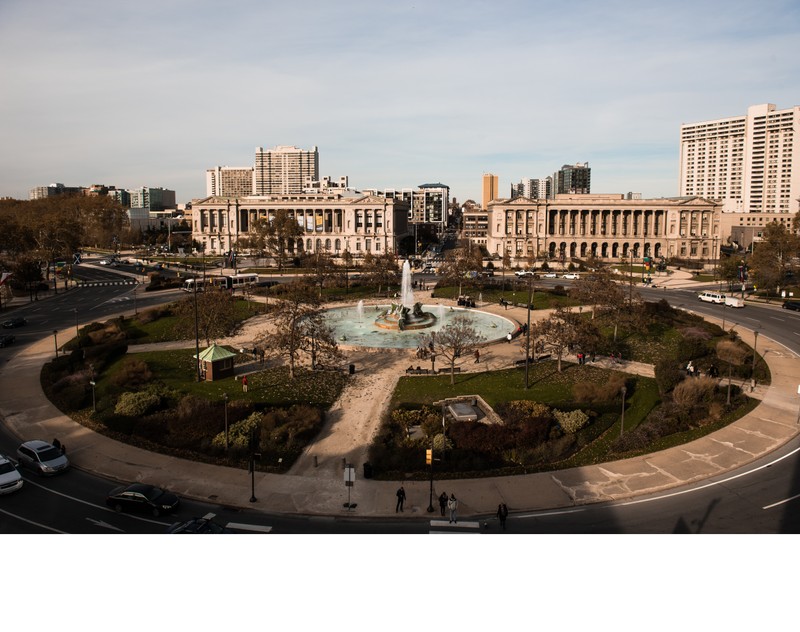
<box><xmin>98</xmin><ymin>259</ymin><xmax>110</xmax><ymax>265</ymax></box>
<box><xmin>514</xmin><ymin>270</ymin><xmax>535</xmax><ymax>277</ymax></box>
<box><xmin>542</xmin><ymin>272</ymin><xmax>557</xmax><ymax>278</ymax></box>
<box><xmin>0</xmin><ymin>453</ymin><xmax>23</xmax><ymax>495</ymax></box>
<box><xmin>562</xmin><ymin>273</ymin><xmax>580</xmax><ymax>280</ymax></box>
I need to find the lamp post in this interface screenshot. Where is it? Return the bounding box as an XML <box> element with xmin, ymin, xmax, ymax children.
<box><xmin>89</xmin><ymin>380</ymin><xmax>96</xmax><ymax>412</ymax></box>
<box><xmin>53</xmin><ymin>330</ymin><xmax>59</xmax><ymax>358</ymax></box>
<box><xmin>193</xmin><ymin>279</ymin><xmax>201</xmax><ymax>382</ymax></box>
<box><xmin>752</xmin><ymin>327</ymin><xmax>760</xmax><ymax>386</ymax></box>
<box><xmin>223</xmin><ymin>392</ymin><xmax>229</xmax><ymax>450</ymax></box>
<box><xmin>620</xmin><ymin>385</ymin><xmax>627</xmax><ymax>438</ymax></box>
<box><xmin>524</xmin><ymin>275</ymin><xmax>533</xmax><ymax>389</ymax></box>
<box><xmin>427</xmin><ymin>438</ymin><xmax>435</xmax><ymax>513</ymax></box>
<box><xmin>73</xmin><ymin>308</ymin><xmax>79</xmax><ymax>340</ymax></box>
<box><xmin>133</xmin><ymin>284</ymin><xmax>138</xmax><ymax>316</ymax></box>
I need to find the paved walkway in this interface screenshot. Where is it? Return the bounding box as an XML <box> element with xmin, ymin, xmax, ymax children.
<box><xmin>0</xmin><ymin>275</ymin><xmax>797</xmax><ymax>519</ymax></box>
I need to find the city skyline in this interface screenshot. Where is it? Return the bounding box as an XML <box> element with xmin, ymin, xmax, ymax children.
<box><xmin>1</xmin><ymin>0</ymin><xmax>798</xmax><ymax>205</ymax></box>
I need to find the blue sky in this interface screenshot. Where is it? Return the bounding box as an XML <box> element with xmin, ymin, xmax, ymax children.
<box><xmin>1</xmin><ymin>0</ymin><xmax>798</xmax><ymax>204</ymax></box>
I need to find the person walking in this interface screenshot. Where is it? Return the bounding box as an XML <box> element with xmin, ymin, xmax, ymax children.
<box><xmin>242</xmin><ymin>375</ymin><xmax>248</xmax><ymax>393</ymax></box>
<box><xmin>447</xmin><ymin>494</ymin><xmax>458</xmax><ymax>524</ymax></box>
<box><xmin>438</xmin><ymin>492</ymin><xmax>448</xmax><ymax>517</ymax></box>
<box><xmin>474</xmin><ymin>349</ymin><xmax>480</xmax><ymax>364</ymax></box>
<box><xmin>497</xmin><ymin>503</ymin><xmax>509</xmax><ymax>530</ymax></box>
<box><xmin>396</xmin><ymin>486</ymin><xmax>406</xmax><ymax>512</ymax></box>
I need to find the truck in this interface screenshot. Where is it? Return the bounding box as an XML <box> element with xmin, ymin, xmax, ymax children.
<box><xmin>724</xmin><ymin>296</ymin><xmax>744</xmax><ymax>308</ymax></box>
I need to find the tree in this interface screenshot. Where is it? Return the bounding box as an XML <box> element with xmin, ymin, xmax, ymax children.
<box><xmin>438</xmin><ymin>242</ymin><xmax>483</xmax><ymax>296</ymax></box>
<box><xmin>304</xmin><ymin>251</ymin><xmax>338</xmax><ymax>297</ymax></box>
<box><xmin>361</xmin><ymin>252</ymin><xmax>399</xmax><ymax>297</ymax></box>
<box><xmin>528</xmin><ymin>307</ymin><xmax>601</xmax><ymax>372</ymax></box>
<box><xmin>569</xmin><ymin>268</ymin><xmax>626</xmax><ymax>320</ymax></box>
<box><xmin>748</xmin><ymin>222</ymin><xmax>800</xmax><ymax>296</ymax></box>
<box><xmin>715</xmin><ymin>339</ymin><xmax>748</xmax><ymax>405</ymax></box>
<box><xmin>254</xmin><ymin>282</ymin><xmax>339</xmax><ymax>378</ymax></box>
<box><xmin>264</xmin><ymin>210</ymin><xmax>304</xmax><ymax>273</ymax></box>
<box><xmin>423</xmin><ymin>316</ymin><xmax>484</xmax><ymax>384</ymax></box>
<box><xmin>174</xmin><ymin>286</ymin><xmax>238</xmax><ymax>346</ymax></box>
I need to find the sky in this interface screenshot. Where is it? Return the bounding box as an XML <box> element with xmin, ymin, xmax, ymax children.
<box><xmin>1</xmin><ymin>0</ymin><xmax>799</xmax><ymax>205</ymax></box>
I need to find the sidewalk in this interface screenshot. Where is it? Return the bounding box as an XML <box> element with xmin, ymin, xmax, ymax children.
<box><xmin>1</xmin><ymin>292</ymin><xmax>798</xmax><ymax>520</ymax></box>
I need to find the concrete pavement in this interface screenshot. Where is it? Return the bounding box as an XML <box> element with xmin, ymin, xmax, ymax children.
<box><xmin>1</xmin><ymin>275</ymin><xmax>798</xmax><ymax>522</ymax></box>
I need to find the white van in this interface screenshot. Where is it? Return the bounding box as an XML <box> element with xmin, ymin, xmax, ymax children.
<box><xmin>724</xmin><ymin>295</ymin><xmax>744</xmax><ymax>308</ymax></box>
<box><xmin>698</xmin><ymin>291</ymin><xmax>725</xmax><ymax>304</ymax></box>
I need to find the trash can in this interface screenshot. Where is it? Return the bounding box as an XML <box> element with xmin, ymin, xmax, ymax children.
<box><xmin>363</xmin><ymin>462</ymin><xmax>373</xmax><ymax>479</ymax></box>
<box><xmin>349</xmin><ymin>363</ymin><xmax>355</xmax><ymax>375</ymax></box>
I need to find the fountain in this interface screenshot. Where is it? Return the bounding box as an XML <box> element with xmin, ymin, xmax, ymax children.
<box><xmin>374</xmin><ymin>261</ymin><xmax>437</xmax><ymax>331</ymax></box>
<box><xmin>356</xmin><ymin>299</ymin><xmax>364</xmax><ymax>319</ymax></box>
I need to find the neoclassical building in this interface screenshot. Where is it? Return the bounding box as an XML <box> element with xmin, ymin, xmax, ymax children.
<box><xmin>191</xmin><ymin>193</ymin><xmax>409</xmax><ymax>257</ymax></box>
<box><xmin>485</xmin><ymin>194</ymin><xmax>721</xmax><ymax>263</ymax></box>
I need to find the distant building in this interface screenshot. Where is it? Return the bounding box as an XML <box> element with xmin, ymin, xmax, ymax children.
<box><xmin>191</xmin><ymin>193</ymin><xmax>409</xmax><ymax>257</ymax></box>
<box><xmin>362</xmin><ymin>184</ymin><xmax>450</xmax><ymax>233</ymax></box>
<box><xmin>303</xmin><ymin>175</ymin><xmax>351</xmax><ymax>193</ymax></box>
<box><xmin>511</xmin><ymin>177</ymin><xmax>552</xmax><ymax>200</ymax></box>
<box><xmin>29</xmin><ymin>183</ymin><xmax>83</xmax><ymax>199</ymax></box>
<box><xmin>206</xmin><ymin>166</ymin><xmax>255</xmax><ymax>197</ymax></box>
<box><xmin>554</xmin><ymin>163</ymin><xmax>591</xmax><ymax>195</ymax></box>
<box><xmin>482</xmin><ymin>173</ymin><xmax>499</xmax><ymax>209</ymax></box>
<box><xmin>128</xmin><ymin>187</ymin><xmax>176</xmax><ymax>211</ymax></box>
<box><xmin>679</xmin><ymin>103</ymin><xmax>800</xmax><ymax>214</ymax></box>
<box><xmin>254</xmin><ymin>145</ymin><xmax>319</xmax><ymax>195</ymax></box>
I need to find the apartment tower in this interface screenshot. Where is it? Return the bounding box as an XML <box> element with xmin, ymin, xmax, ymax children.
<box><xmin>679</xmin><ymin>103</ymin><xmax>800</xmax><ymax>214</ymax></box>
<box><xmin>254</xmin><ymin>145</ymin><xmax>319</xmax><ymax>195</ymax></box>
<box><xmin>482</xmin><ymin>173</ymin><xmax>499</xmax><ymax>209</ymax></box>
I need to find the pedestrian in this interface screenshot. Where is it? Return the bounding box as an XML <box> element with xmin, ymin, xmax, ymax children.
<box><xmin>497</xmin><ymin>503</ymin><xmax>508</xmax><ymax>530</ymax></box>
<box><xmin>396</xmin><ymin>486</ymin><xmax>406</xmax><ymax>512</ymax></box>
<box><xmin>506</xmin><ymin>333</ymin><xmax>512</xmax><ymax>343</ymax></box>
<box><xmin>474</xmin><ymin>349</ymin><xmax>480</xmax><ymax>363</ymax></box>
<box><xmin>242</xmin><ymin>375</ymin><xmax>248</xmax><ymax>393</ymax></box>
<box><xmin>447</xmin><ymin>493</ymin><xmax>458</xmax><ymax>524</ymax></box>
<box><xmin>52</xmin><ymin>438</ymin><xmax>61</xmax><ymax>451</ymax></box>
<box><xmin>438</xmin><ymin>492</ymin><xmax>448</xmax><ymax>517</ymax></box>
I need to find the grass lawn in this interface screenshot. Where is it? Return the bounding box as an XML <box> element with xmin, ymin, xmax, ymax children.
<box><xmin>433</xmin><ymin>285</ymin><xmax>579</xmax><ymax>309</ymax></box>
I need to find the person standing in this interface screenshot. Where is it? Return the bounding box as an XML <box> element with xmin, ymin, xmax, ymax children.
<box><xmin>438</xmin><ymin>492</ymin><xmax>448</xmax><ymax>517</ymax></box>
<box><xmin>447</xmin><ymin>494</ymin><xmax>458</xmax><ymax>524</ymax></box>
<box><xmin>242</xmin><ymin>375</ymin><xmax>248</xmax><ymax>393</ymax></box>
<box><xmin>497</xmin><ymin>503</ymin><xmax>509</xmax><ymax>530</ymax></box>
<box><xmin>396</xmin><ymin>486</ymin><xmax>406</xmax><ymax>512</ymax></box>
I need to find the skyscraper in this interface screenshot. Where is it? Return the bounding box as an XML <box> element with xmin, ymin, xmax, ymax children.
<box><xmin>482</xmin><ymin>173</ymin><xmax>499</xmax><ymax>209</ymax></box>
<box><xmin>206</xmin><ymin>166</ymin><xmax>254</xmax><ymax>197</ymax></box>
<box><xmin>679</xmin><ymin>103</ymin><xmax>800</xmax><ymax>214</ymax></box>
<box><xmin>254</xmin><ymin>145</ymin><xmax>319</xmax><ymax>195</ymax></box>
<box><xmin>554</xmin><ymin>163</ymin><xmax>590</xmax><ymax>195</ymax></box>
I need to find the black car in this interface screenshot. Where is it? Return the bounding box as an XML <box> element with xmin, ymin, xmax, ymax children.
<box><xmin>782</xmin><ymin>300</ymin><xmax>800</xmax><ymax>311</ymax></box>
<box><xmin>166</xmin><ymin>517</ymin><xmax>230</xmax><ymax>533</ymax></box>
<box><xmin>0</xmin><ymin>334</ymin><xmax>14</xmax><ymax>348</ymax></box>
<box><xmin>2</xmin><ymin>317</ymin><xmax>27</xmax><ymax>328</ymax></box>
<box><xmin>106</xmin><ymin>483</ymin><xmax>180</xmax><ymax>517</ymax></box>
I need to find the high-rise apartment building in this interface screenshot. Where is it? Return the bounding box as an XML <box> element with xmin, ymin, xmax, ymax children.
<box><xmin>554</xmin><ymin>163</ymin><xmax>591</xmax><ymax>195</ymax></box>
<box><xmin>511</xmin><ymin>177</ymin><xmax>552</xmax><ymax>200</ymax></box>
<box><xmin>482</xmin><ymin>173</ymin><xmax>499</xmax><ymax>209</ymax></box>
<box><xmin>679</xmin><ymin>103</ymin><xmax>800</xmax><ymax>214</ymax></box>
<box><xmin>128</xmin><ymin>187</ymin><xmax>176</xmax><ymax>211</ymax></box>
<box><xmin>206</xmin><ymin>166</ymin><xmax>255</xmax><ymax>197</ymax></box>
<box><xmin>253</xmin><ymin>145</ymin><xmax>319</xmax><ymax>195</ymax></box>
<box><xmin>362</xmin><ymin>184</ymin><xmax>450</xmax><ymax>232</ymax></box>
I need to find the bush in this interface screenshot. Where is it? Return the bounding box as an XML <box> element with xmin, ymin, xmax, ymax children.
<box><xmin>573</xmin><ymin>374</ymin><xmax>626</xmax><ymax>404</ymax></box>
<box><xmin>114</xmin><ymin>389</ymin><xmax>161</xmax><ymax>417</ymax></box>
<box><xmin>553</xmin><ymin>409</ymin><xmax>590</xmax><ymax>434</ymax></box>
<box><xmin>654</xmin><ymin>357</ymin><xmax>684</xmax><ymax>395</ymax></box>
<box><xmin>111</xmin><ymin>357</ymin><xmax>153</xmax><ymax>389</ymax></box>
<box><xmin>672</xmin><ymin>376</ymin><xmax>717</xmax><ymax>410</ymax></box>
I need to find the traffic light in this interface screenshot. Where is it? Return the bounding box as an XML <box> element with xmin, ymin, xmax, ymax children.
<box><xmin>426</xmin><ymin>449</ymin><xmax>433</xmax><ymax>465</ymax></box>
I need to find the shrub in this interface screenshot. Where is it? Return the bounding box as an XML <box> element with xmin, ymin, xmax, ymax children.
<box><xmin>654</xmin><ymin>357</ymin><xmax>684</xmax><ymax>395</ymax></box>
<box><xmin>213</xmin><ymin>411</ymin><xmax>261</xmax><ymax>450</ymax></box>
<box><xmin>114</xmin><ymin>389</ymin><xmax>161</xmax><ymax>417</ymax></box>
<box><xmin>672</xmin><ymin>377</ymin><xmax>717</xmax><ymax>410</ymax></box>
<box><xmin>573</xmin><ymin>374</ymin><xmax>627</xmax><ymax>404</ymax></box>
<box><xmin>111</xmin><ymin>357</ymin><xmax>153</xmax><ymax>389</ymax></box>
<box><xmin>553</xmin><ymin>409</ymin><xmax>590</xmax><ymax>434</ymax></box>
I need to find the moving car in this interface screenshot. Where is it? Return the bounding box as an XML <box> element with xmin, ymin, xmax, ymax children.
<box><xmin>0</xmin><ymin>334</ymin><xmax>15</xmax><ymax>348</ymax></box>
<box><xmin>724</xmin><ymin>296</ymin><xmax>744</xmax><ymax>308</ymax></box>
<box><xmin>514</xmin><ymin>269</ymin><xmax>535</xmax><ymax>277</ymax></box>
<box><xmin>542</xmin><ymin>272</ymin><xmax>557</xmax><ymax>278</ymax></box>
<box><xmin>562</xmin><ymin>273</ymin><xmax>580</xmax><ymax>280</ymax></box>
<box><xmin>2</xmin><ymin>317</ymin><xmax>26</xmax><ymax>328</ymax></box>
<box><xmin>698</xmin><ymin>291</ymin><xmax>725</xmax><ymax>304</ymax></box>
<box><xmin>16</xmin><ymin>440</ymin><xmax>69</xmax><ymax>476</ymax></box>
<box><xmin>0</xmin><ymin>454</ymin><xmax>23</xmax><ymax>495</ymax></box>
<box><xmin>106</xmin><ymin>483</ymin><xmax>180</xmax><ymax>517</ymax></box>
<box><xmin>782</xmin><ymin>300</ymin><xmax>800</xmax><ymax>311</ymax></box>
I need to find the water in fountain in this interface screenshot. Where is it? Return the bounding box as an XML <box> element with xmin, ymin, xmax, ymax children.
<box><xmin>400</xmin><ymin>260</ymin><xmax>414</xmax><ymax>308</ymax></box>
<box><xmin>356</xmin><ymin>299</ymin><xmax>364</xmax><ymax>319</ymax></box>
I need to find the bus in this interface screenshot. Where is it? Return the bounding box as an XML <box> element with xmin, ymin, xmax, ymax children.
<box><xmin>212</xmin><ymin>273</ymin><xmax>260</xmax><ymax>291</ymax></box>
<box><xmin>182</xmin><ymin>277</ymin><xmax>213</xmax><ymax>292</ymax></box>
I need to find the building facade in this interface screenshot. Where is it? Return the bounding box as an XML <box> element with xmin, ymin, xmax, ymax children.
<box><xmin>554</xmin><ymin>163</ymin><xmax>591</xmax><ymax>195</ymax></box>
<box><xmin>483</xmin><ymin>194</ymin><xmax>721</xmax><ymax>264</ymax></box>
<box><xmin>253</xmin><ymin>145</ymin><xmax>319</xmax><ymax>195</ymax></box>
<box><xmin>206</xmin><ymin>166</ymin><xmax>255</xmax><ymax>197</ymax></box>
<box><xmin>680</xmin><ymin>103</ymin><xmax>800</xmax><ymax>214</ymax></box>
<box><xmin>511</xmin><ymin>177</ymin><xmax>552</xmax><ymax>200</ymax></box>
<box><xmin>363</xmin><ymin>184</ymin><xmax>450</xmax><ymax>232</ymax></box>
<box><xmin>482</xmin><ymin>173</ymin><xmax>499</xmax><ymax>209</ymax></box>
<box><xmin>128</xmin><ymin>187</ymin><xmax>176</xmax><ymax>211</ymax></box>
<box><xmin>191</xmin><ymin>193</ymin><xmax>409</xmax><ymax>257</ymax></box>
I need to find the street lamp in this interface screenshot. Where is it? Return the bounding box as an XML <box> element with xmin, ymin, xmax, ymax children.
<box><xmin>89</xmin><ymin>380</ymin><xmax>96</xmax><ymax>412</ymax></box>
<box><xmin>620</xmin><ymin>386</ymin><xmax>627</xmax><ymax>438</ymax></box>
<box><xmin>223</xmin><ymin>392</ymin><xmax>229</xmax><ymax>450</ymax></box>
<box><xmin>53</xmin><ymin>330</ymin><xmax>59</xmax><ymax>358</ymax></box>
<box><xmin>73</xmin><ymin>308</ymin><xmax>79</xmax><ymax>340</ymax></box>
<box><xmin>752</xmin><ymin>327</ymin><xmax>760</xmax><ymax>387</ymax></box>
<box><xmin>524</xmin><ymin>275</ymin><xmax>533</xmax><ymax>389</ymax></box>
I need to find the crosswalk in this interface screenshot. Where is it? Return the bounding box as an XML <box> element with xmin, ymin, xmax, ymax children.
<box><xmin>429</xmin><ymin>519</ymin><xmax>483</xmax><ymax>534</ymax></box>
<box><xmin>77</xmin><ymin>280</ymin><xmax>137</xmax><ymax>287</ymax></box>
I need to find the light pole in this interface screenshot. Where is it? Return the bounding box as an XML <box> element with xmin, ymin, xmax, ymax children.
<box><xmin>53</xmin><ymin>330</ymin><xmax>59</xmax><ymax>358</ymax></box>
<box><xmin>620</xmin><ymin>385</ymin><xmax>627</xmax><ymax>438</ymax></box>
<box><xmin>752</xmin><ymin>327</ymin><xmax>760</xmax><ymax>387</ymax></box>
<box><xmin>524</xmin><ymin>275</ymin><xmax>533</xmax><ymax>389</ymax></box>
<box><xmin>193</xmin><ymin>280</ymin><xmax>202</xmax><ymax>382</ymax></box>
<box><xmin>427</xmin><ymin>437</ymin><xmax>435</xmax><ymax>513</ymax></box>
<box><xmin>223</xmin><ymin>392</ymin><xmax>229</xmax><ymax>450</ymax></box>
<box><xmin>133</xmin><ymin>284</ymin><xmax>138</xmax><ymax>316</ymax></box>
<box><xmin>73</xmin><ymin>308</ymin><xmax>79</xmax><ymax>340</ymax></box>
<box><xmin>89</xmin><ymin>380</ymin><xmax>96</xmax><ymax>412</ymax></box>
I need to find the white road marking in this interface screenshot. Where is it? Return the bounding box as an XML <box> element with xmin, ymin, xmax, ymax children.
<box><xmin>0</xmin><ymin>507</ymin><xmax>65</xmax><ymax>533</ymax></box>
<box><xmin>225</xmin><ymin>522</ymin><xmax>272</xmax><ymax>533</ymax></box>
<box><xmin>86</xmin><ymin>517</ymin><xmax>126</xmax><ymax>532</ymax></box>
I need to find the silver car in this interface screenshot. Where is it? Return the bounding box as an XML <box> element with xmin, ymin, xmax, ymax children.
<box><xmin>16</xmin><ymin>440</ymin><xmax>69</xmax><ymax>476</ymax></box>
<box><xmin>0</xmin><ymin>454</ymin><xmax>23</xmax><ymax>495</ymax></box>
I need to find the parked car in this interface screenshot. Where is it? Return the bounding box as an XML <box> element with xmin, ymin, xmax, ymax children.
<box><xmin>420</xmin><ymin>266</ymin><xmax>436</xmax><ymax>274</ymax></box>
<box><xmin>782</xmin><ymin>300</ymin><xmax>800</xmax><ymax>311</ymax></box>
<box><xmin>514</xmin><ymin>269</ymin><xmax>535</xmax><ymax>277</ymax></box>
<box><xmin>2</xmin><ymin>317</ymin><xmax>26</xmax><ymax>328</ymax></box>
<box><xmin>166</xmin><ymin>517</ymin><xmax>230</xmax><ymax>533</ymax></box>
<box><xmin>98</xmin><ymin>259</ymin><xmax>110</xmax><ymax>265</ymax></box>
<box><xmin>0</xmin><ymin>454</ymin><xmax>23</xmax><ymax>495</ymax></box>
<box><xmin>542</xmin><ymin>272</ymin><xmax>557</xmax><ymax>278</ymax></box>
<box><xmin>16</xmin><ymin>440</ymin><xmax>69</xmax><ymax>476</ymax></box>
<box><xmin>562</xmin><ymin>273</ymin><xmax>580</xmax><ymax>280</ymax></box>
<box><xmin>0</xmin><ymin>334</ymin><xmax>15</xmax><ymax>348</ymax></box>
<box><xmin>106</xmin><ymin>483</ymin><xmax>180</xmax><ymax>517</ymax></box>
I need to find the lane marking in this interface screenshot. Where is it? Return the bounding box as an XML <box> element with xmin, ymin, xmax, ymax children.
<box><xmin>762</xmin><ymin>494</ymin><xmax>800</xmax><ymax>510</ymax></box>
<box><xmin>0</xmin><ymin>507</ymin><xmax>66</xmax><ymax>533</ymax></box>
<box><xmin>226</xmin><ymin>522</ymin><xmax>272</xmax><ymax>533</ymax></box>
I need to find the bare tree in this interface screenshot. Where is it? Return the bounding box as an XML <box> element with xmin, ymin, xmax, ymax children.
<box><xmin>569</xmin><ymin>268</ymin><xmax>625</xmax><ymax>320</ymax></box>
<box><xmin>528</xmin><ymin>307</ymin><xmax>600</xmax><ymax>372</ymax></box>
<box><xmin>175</xmin><ymin>286</ymin><xmax>238</xmax><ymax>346</ymax></box>
<box><xmin>715</xmin><ymin>339</ymin><xmax>749</xmax><ymax>404</ymax></box>
<box><xmin>424</xmin><ymin>316</ymin><xmax>485</xmax><ymax>384</ymax></box>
